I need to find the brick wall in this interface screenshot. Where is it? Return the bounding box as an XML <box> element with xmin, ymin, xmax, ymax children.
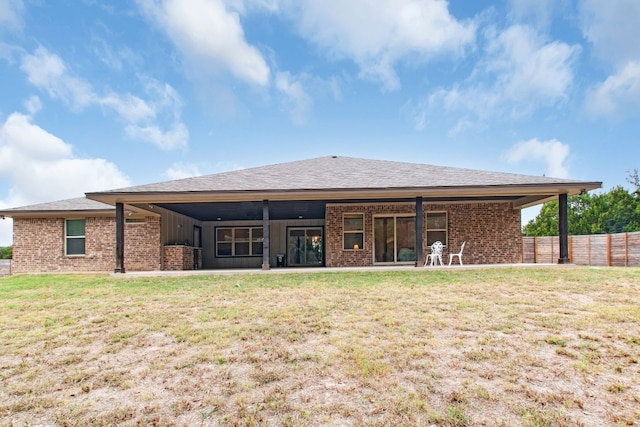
<box><xmin>125</xmin><ymin>217</ymin><xmax>162</xmax><ymax>271</ymax></box>
<box><xmin>163</xmin><ymin>245</ymin><xmax>196</xmax><ymax>270</ymax></box>
<box><xmin>11</xmin><ymin>216</ymin><xmax>161</xmax><ymax>273</ymax></box>
<box><xmin>325</xmin><ymin>202</ymin><xmax>522</xmax><ymax>267</ymax></box>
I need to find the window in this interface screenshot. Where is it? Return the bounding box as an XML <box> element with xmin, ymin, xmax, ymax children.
<box><xmin>343</xmin><ymin>213</ymin><xmax>364</xmax><ymax>250</ymax></box>
<box><xmin>216</xmin><ymin>227</ymin><xmax>263</xmax><ymax>257</ymax></box>
<box><xmin>426</xmin><ymin>212</ymin><xmax>447</xmax><ymax>246</ymax></box>
<box><xmin>125</xmin><ymin>218</ymin><xmax>146</xmax><ymax>224</ymax></box>
<box><xmin>65</xmin><ymin>219</ymin><xmax>85</xmax><ymax>256</ymax></box>
<box><xmin>193</xmin><ymin>225</ymin><xmax>202</xmax><ymax>248</ymax></box>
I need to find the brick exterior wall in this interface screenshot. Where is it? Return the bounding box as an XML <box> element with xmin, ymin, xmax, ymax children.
<box><xmin>125</xmin><ymin>217</ymin><xmax>162</xmax><ymax>271</ymax></box>
<box><xmin>11</xmin><ymin>216</ymin><xmax>161</xmax><ymax>273</ymax></box>
<box><xmin>162</xmin><ymin>245</ymin><xmax>200</xmax><ymax>270</ymax></box>
<box><xmin>11</xmin><ymin>201</ymin><xmax>522</xmax><ymax>272</ymax></box>
<box><xmin>325</xmin><ymin>202</ymin><xmax>522</xmax><ymax>267</ymax></box>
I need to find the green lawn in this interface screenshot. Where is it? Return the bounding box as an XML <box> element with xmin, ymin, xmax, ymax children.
<box><xmin>1</xmin><ymin>268</ymin><xmax>639</xmax><ymax>426</ymax></box>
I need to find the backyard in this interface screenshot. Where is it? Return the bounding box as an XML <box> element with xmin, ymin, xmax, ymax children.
<box><xmin>1</xmin><ymin>267</ymin><xmax>639</xmax><ymax>426</ymax></box>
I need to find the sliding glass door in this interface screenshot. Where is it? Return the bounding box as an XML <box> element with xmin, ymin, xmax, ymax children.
<box><xmin>373</xmin><ymin>216</ymin><xmax>416</xmax><ymax>264</ymax></box>
<box><xmin>287</xmin><ymin>227</ymin><xmax>323</xmax><ymax>266</ymax></box>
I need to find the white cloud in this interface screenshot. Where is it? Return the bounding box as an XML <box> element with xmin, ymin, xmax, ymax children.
<box><xmin>275</xmin><ymin>71</ymin><xmax>312</xmax><ymax>125</ymax></box>
<box><xmin>508</xmin><ymin>0</ymin><xmax>556</xmax><ymax>28</ymax></box>
<box><xmin>99</xmin><ymin>92</ymin><xmax>156</xmax><ymax>123</ymax></box>
<box><xmin>0</xmin><ymin>0</ymin><xmax>23</xmax><ymax>31</ymax></box>
<box><xmin>125</xmin><ymin>122</ymin><xmax>189</xmax><ymax>151</ymax></box>
<box><xmin>20</xmin><ymin>47</ymin><xmax>189</xmax><ymax>149</ymax></box>
<box><xmin>419</xmin><ymin>24</ymin><xmax>579</xmax><ymax>129</ymax></box>
<box><xmin>136</xmin><ymin>0</ymin><xmax>270</xmax><ymax>86</ymax></box>
<box><xmin>585</xmin><ymin>61</ymin><xmax>640</xmax><ymax>118</ymax></box>
<box><xmin>0</xmin><ymin>111</ymin><xmax>131</xmax><ymax>207</ymax></box>
<box><xmin>579</xmin><ymin>0</ymin><xmax>640</xmax><ymax>67</ymax></box>
<box><xmin>281</xmin><ymin>0</ymin><xmax>476</xmax><ymax>91</ymax></box>
<box><xmin>486</xmin><ymin>26</ymin><xmax>577</xmax><ymax>105</ymax></box>
<box><xmin>23</xmin><ymin>95</ymin><xmax>41</xmax><ymax>115</ymax></box>
<box><xmin>0</xmin><ymin>217</ymin><xmax>11</xmax><ymax>246</ymax></box>
<box><xmin>165</xmin><ymin>163</ymin><xmax>203</xmax><ymax>180</ymax></box>
<box><xmin>505</xmin><ymin>138</ymin><xmax>570</xmax><ymax>179</ymax></box>
<box><xmin>579</xmin><ymin>1</ymin><xmax>640</xmax><ymax>119</ymax></box>
<box><xmin>21</xmin><ymin>47</ymin><xmax>95</xmax><ymax>110</ymax></box>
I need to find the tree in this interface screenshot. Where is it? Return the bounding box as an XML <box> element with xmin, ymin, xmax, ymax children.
<box><xmin>627</xmin><ymin>168</ymin><xmax>639</xmax><ymax>196</ymax></box>
<box><xmin>0</xmin><ymin>246</ymin><xmax>12</xmax><ymax>259</ymax></box>
<box><xmin>523</xmin><ymin>186</ymin><xmax>640</xmax><ymax>236</ymax></box>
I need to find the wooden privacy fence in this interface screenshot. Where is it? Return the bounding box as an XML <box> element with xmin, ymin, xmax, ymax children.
<box><xmin>523</xmin><ymin>232</ymin><xmax>640</xmax><ymax>267</ymax></box>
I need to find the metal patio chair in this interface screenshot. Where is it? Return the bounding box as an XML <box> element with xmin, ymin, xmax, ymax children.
<box><xmin>424</xmin><ymin>241</ymin><xmax>444</xmax><ymax>266</ymax></box>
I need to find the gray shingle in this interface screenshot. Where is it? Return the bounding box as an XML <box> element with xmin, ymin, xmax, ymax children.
<box><xmin>101</xmin><ymin>156</ymin><xmax>587</xmax><ymax>194</ymax></box>
<box><xmin>1</xmin><ymin>197</ymin><xmax>113</xmax><ymax>213</ymax></box>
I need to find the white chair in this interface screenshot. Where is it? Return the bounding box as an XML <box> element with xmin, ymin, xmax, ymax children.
<box><xmin>424</xmin><ymin>241</ymin><xmax>444</xmax><ymax>266</ymax></box>
<box><xmin>448</xmin><ymin>241</ymin><xmax>466</xmax><ymax>266</ymax></box>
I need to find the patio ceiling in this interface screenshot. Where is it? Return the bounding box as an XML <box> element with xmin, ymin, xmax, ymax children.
<box><xmin>139</xmin><ymin>195</ymin><xmax>529</xmax><ymax>222</ymax></box>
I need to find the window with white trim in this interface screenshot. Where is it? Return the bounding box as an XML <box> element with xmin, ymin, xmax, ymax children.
<box><xmin>343</xmin><ymin>213</ymin><xmax>364</xmax><ymax>250</ymax></box>
<box><xmin>425</xmin><ymin>212</ymin><xmax>447</xmax><ymax>247</ymax></box>
<box><xmin>216</xmin><ymin>227</ymin><xmax>263</xmax><ymax>257</ymax></box>
<box><xmin>65</xmin><ymin>219</ymin><xmax>85</xmax><ymax>256</ymax></box>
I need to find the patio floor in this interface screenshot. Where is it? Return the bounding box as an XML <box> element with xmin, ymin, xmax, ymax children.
<box><xmin>112</xmin><ymin>263</ymin><xmax>570</xmax><ymax>277</ymax></box>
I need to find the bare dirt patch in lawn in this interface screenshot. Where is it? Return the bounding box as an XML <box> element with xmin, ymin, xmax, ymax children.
<box><xmin>1</xmin><ymin>268</ymin><xmax>639</xmax><ymax>426</ymax></box>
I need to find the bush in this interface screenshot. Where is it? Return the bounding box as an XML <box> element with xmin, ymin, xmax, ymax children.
<box><xmin>0</xmin><ymin>246</ymin><xmax>12</xmax><ymax>259</ymax></box>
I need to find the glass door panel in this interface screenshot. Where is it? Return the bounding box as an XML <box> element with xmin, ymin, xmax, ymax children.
<box><xmin>374</xmin><ymin>216</ymin><xmax>416</xmax><ymax>263</ymax></box>
<box><xmin>396</xmin><ymin>217</ymin><xmax>416</xmax><ymax>262</ymax></box>
<box><xmin>288</xmin><ymin>227</ymin><xmax>323</xmax><ymax>266</ymax></box>
<box><xmin>374</xmin><ymin>217</ymin><xmax>395</xmax><ymax>263</ymax></box>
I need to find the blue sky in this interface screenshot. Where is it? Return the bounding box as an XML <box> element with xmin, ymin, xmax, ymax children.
<box><xmin>1</xmin><ymin>0</ymin><xmax>639</xmax><ymax>246</ymax></box>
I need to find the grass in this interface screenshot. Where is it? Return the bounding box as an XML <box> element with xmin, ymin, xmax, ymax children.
<box><xmin>0</xmin><ymin>267</ymin><xmax>639</xmax><ymax>426</ymax></box>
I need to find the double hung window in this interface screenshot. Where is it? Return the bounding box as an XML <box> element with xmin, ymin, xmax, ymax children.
<box><xmin>65</xmin><ymin>219</ymin><xmax>85</xmax><ymax>256</ymax></box>
<box><xmin>343</xmin><ymin>213</ymin><xmax>364</xmax><ymax>250</ymax></box>
<box><xmin>426</xmin><ymin>212</ymin><xmax>447</xmax><ymax>246</ymax></box>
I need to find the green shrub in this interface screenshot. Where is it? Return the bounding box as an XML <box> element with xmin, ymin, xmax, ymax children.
<box><xmin>0</xmin><ymin>246</ymin><xmax>12</xmax><ymax>259</ymax></box>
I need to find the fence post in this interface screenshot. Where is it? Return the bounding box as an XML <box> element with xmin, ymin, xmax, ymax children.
<box><xmin>625</xmin><ymin>233</ymin><xmax>629</xmax><ymax>267</ymax></box>
<box><xmin>607</xmin><ymin>234</ymin><xmax>611</xmax><ymax>266</ymax></box>
<box><xmin>569</xmin><ymin>236</ymin><xmax>573</xmax><ymax>263</ymax></box>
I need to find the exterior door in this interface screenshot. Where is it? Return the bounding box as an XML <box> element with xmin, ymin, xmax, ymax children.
<box><xmin>373</xmin><ymin>216</ymin><xmax>416</xmax><ymax>263</ymax></box>
<box><xmin>287</xmin><ymin>227</ymin><xmax>323</xmax><ymax>266</ymax></box>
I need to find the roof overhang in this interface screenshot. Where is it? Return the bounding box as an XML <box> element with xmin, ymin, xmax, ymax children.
<box><xmin>0</xmin><ymin>203</ymin><xmax>160</xmax><ymax>219</ymax></box>
<box><xmin>0</xmin><ymin>209</ymin><xmax>114</xmax><ymax>219</ymax></box>
<box><xmin>86</xmin><ymin>182</ymin><xmax>602</xmax><ymax>210</ymax></box>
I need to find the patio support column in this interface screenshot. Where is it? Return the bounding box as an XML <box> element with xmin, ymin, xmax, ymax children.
<box><xmin>115</xmin><ymin>202</ymin><xmax>125</xmax><ymax>273</ymax></box>
<box><xmin>415</xmin><ymin>197</ymin><xmax>423</xmax><ymax>267</ymax></box>
<box><xmin>262</xmin><ymin>200</ymin><xmax>270</xmax><ymax>270</ymax></box>
<box><xmin>558</xmin><ymin>193</ymin><xmax>570</xmax><ymax>264</ymax></box>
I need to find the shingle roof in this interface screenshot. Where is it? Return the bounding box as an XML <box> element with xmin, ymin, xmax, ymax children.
<box><xmin>98</xmin><ymin>156</ymin><xmax>592</xmax><ymax>194</ymax></box>
<box><xmin>1</xmin><ymin>197</ymin><xmax>113</xmax><ymax>213</ymax></box>
<box><xmin>2</xmin><ymin>157</ymin><xmax>602</xmax><ymax>216</ymax></box>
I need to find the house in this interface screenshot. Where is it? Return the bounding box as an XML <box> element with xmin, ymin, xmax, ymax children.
<box><xmin>0</xmin><ymin>156</ymin><xmax>601</xmax><ymax>274</ymax></box>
